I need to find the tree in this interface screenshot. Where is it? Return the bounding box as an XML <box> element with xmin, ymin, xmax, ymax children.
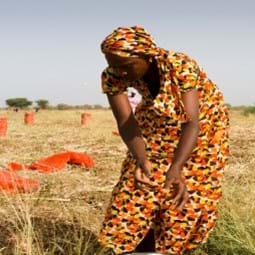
<box><xmin>36</xmin><ymin>99</ymin><xmax>49</xmax><ymax>109</ymax></box>
<box><xmin>93</xmin><ymin>104</ymin><xmax>104</xmax><ymax>109</ymax></box>
<box><xmin>56</xmin><ymin>104</ymin><xmax>72</xmax><ymax>110</ymax></box>
<box><xmin>5</xmin><ymin>98</ymin><xmax>32</xmax><ymax>108</ymax></box>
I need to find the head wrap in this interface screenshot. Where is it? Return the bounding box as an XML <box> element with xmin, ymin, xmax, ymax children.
<box><xmin>101</xmin><ymin>26</ymin><xmax>159</xmax><ymax>57</ymax></box>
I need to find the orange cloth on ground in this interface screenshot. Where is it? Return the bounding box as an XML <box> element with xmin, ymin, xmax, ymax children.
<box><xmin>8</xmin><ymin>151</ymin><xmax>94</xmax><ymax>173</ymax></box>
<box><xmin>0</xmin><ymin>151</ymin><xmax>94</xmax><ymax>193</ymax></box>
<box><xmin>0</xmin><ymin>169</ymin><xmax>40</xmax><ymax>193</ymax></box>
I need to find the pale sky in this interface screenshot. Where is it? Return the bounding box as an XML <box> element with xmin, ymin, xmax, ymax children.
<box><xmin>0</xmin><ymin>0</ymin><xmax>254</xmax><ymax>107</ymax></box>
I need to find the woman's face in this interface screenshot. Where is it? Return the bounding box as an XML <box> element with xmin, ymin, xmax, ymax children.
<box><xmin>105</xmin><ymin>53</ymin><xmax>150</xmax><ymax>82</ymax></box>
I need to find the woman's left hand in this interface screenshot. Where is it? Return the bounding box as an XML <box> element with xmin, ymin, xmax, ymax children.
<box><xmin>164</xmin><ymin>166</ymin><xmax>189</xmax><ymax>210</ymax></box>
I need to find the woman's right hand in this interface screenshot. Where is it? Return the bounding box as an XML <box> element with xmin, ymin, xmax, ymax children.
<box><xmin>134</xmin><ymin>160</ymin><xmax>156</xmax><ymax>190</ymax></box>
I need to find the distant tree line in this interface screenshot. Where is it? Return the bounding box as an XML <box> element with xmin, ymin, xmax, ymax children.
<box><xmin>5</xmin><ymin>98</ymin><xmax>49</xmax><ymax>109</ymax></box>
<box><xmin>3</xmin><ymin>98</ymin><xmax>255</xmax><ymax>114</ymax></box>
<box><xmin>55</xmin><ymin>104</ymin><xmax>106</xmax><ymax>110</ymax></box>
<box><xmin>4</xmin><ymin>97</ymin><xmax>106</xmax><ymax>110</ymax></box>
<box><xmin>227</xmin><ymin>103</ymin><xmax>255</xmax><ymax>116</ymax></box>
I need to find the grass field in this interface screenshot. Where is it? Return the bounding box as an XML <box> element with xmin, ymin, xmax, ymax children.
<box><xmin>0</xmin><ymin>109</ymin><xmax>254</xmax><ymax>255</ymax></box>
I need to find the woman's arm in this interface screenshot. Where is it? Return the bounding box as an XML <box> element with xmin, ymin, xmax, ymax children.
<box><xmin>164</xmin><ymin>89</ymin><xmax>200</xmax><ymax>209</ymax></box>
<box><xmin>171</xmin><ymin>89</ymin><xmax>200</xmax><ymax>169</ymax></box>
<box><xmin>107</xmin><ymin>93</ymin><xmax>153</xmax><ymax>186</ymax></box>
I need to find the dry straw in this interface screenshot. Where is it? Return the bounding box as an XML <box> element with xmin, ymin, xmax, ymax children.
<box><xmin>0</xmin><ymin>108</ymin><xmax>254</xmax><ymax>254</ymax></box>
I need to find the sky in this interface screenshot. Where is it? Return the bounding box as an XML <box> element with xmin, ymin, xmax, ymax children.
<box><xmin>0</xmin><ymin>0</ymin><xmax>255</xmax><ymax>107</ymax></box>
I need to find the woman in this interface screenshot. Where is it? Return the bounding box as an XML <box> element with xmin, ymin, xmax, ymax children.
<box><xmin>98</xmin><ymin>26</ymin><xmax>229</xmax><ymax>255</ymax></box>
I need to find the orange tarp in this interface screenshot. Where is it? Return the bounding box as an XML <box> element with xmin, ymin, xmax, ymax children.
<box><xmin>0</xmin><ymin>151</ymin><xmax>94</xmax><ymax>193</ymax></box>
<box><xmin>0</xmin><ymin>169</ymin><xmax>40</xmax><ymax>193</ymax></box>
<box><xmin>8</xmin><ymin>151</ymin><xmax>94</xmax><ymax>173</ymax></box>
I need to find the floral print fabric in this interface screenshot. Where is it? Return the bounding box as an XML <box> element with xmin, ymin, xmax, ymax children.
<box><xmin>99</xmin><ymin>49</ymin><xmax>229</xmax><ymax>255</ymax></box>
<box><xmin>101</xmin><ymin>26</ymin><xmax>159</xmax><ymax>57</ymax></box>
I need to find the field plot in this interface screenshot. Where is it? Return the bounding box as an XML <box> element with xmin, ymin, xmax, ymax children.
<box><xmin>0</xmin><ymin>109</ymin><xmax>254</xmax><ymax>255</ymax></box>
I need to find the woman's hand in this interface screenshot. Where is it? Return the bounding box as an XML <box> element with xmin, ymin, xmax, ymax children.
<box><xmin>134</xmin><ymin>160</ymin><xmax>156</xmax><ymax>190</ymax></box>
<box><xmin>164</xmin><ymin>166</ymin><xmax>189</xmax><ymax>210</ymax></box>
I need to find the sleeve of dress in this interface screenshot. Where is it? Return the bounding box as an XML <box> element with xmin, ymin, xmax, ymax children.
<box><xmin>101</xmin><ymin>67</ymin><xmax>128</xmax><ymax>95</ymax></box>
<box><xmin>153</xmin><ymin>53</ymin><xmax>200</xmax><ymax>123</ymax></box>
<box><xmin>172</xmin><ymin>54</ymin><xmax>200</xmax><ymax>93</ymax></box>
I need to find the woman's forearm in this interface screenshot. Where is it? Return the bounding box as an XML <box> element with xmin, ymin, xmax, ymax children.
<box><xmin>118</xmin><ymin>115</ymin><xmax>147</xmax><ymax>165</ymax></box>
<box><xmin>107</xmin><ymin>94</ymin><xmax>147</xmax><ymax>165</ymax></box>
<box><xmin>171</xmin><ymin>121</ymin><xmax>200</xmax><ymax>170</ymax></box>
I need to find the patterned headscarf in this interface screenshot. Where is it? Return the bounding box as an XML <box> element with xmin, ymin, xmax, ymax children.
<box><xmin>101</xmin><ymin>26</ymin><xmax>159</xmax><ymax>57</ymax></box>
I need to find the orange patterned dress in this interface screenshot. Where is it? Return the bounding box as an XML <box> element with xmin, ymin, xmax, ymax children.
<box><xmin>99</xmin><ymin>49</ymin><xmax>229</xmax><ymax>255</ymax></box>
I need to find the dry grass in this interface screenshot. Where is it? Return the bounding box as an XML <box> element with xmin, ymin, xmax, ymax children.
<box><xmin>0</xmin><ymin>108</ymin><xmax>254</xmax><ymax>255</ymax></box>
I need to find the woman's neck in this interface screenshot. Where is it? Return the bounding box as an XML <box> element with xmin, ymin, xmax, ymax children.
<box><xmin>143</xmin><ymin>59</ymin><xmax>158</xmax><ymax>84</ymax></box>
<box><xmin>142</xmin><ymin>59</ymin><xmax>160</xmax><ymax>98</ymax></box>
